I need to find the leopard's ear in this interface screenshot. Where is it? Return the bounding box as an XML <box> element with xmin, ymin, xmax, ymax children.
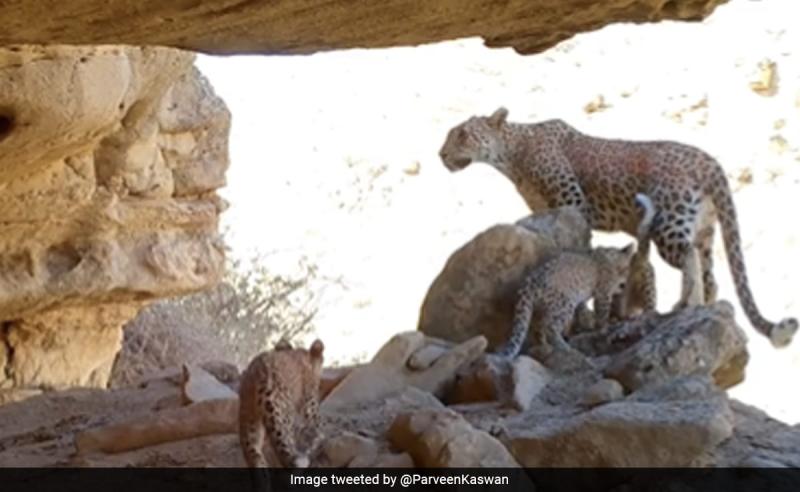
<box><xmin>487</xmin><ymin>107</ymin><xmax>509</xmax><ymax>129</ymax></box>
<box><xmin>309</xmin><ymin>339</ymin><xmax>325</xmax><ymax>359</ymax></box>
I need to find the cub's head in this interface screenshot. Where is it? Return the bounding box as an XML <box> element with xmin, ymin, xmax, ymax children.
<box><xmin>595</xmin><ymin>243</ymin><xmax>637</xmax><ymax>291</ymax></box>
<box><xmin>439</xmin><ymin>107</ymin><xmax>509</xmax><ymax>172</ymax></box>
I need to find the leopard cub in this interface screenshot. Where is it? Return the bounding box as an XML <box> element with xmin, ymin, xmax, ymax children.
<box><xmin>612</xmin><ymin>193</ymin><xmax>658</xmax><ymax>321</ymax></box>
<box><xmin>238</xmin><ymin>339</ymin><xmax>324</xmax><ymax>468</ymax></box>
<box><xmin>496</xmin><ymin>244</ymin><xmax>635</xmax><ymax>366</ymax></box>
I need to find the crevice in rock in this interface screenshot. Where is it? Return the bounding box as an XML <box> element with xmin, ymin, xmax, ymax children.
<box><xmin>45</xmin><ymin>243</ymin><xmax>82</xmax><ymax>277</ymax></box>
<box><xmin>1</xmin><ymin>321</ymin><xmax>15</xmax><ymax>383</ymax></box>
<box><xmin>0</xmin><ymin>108</ymin><xmax>15</xmax><ymax>143</ymax></box>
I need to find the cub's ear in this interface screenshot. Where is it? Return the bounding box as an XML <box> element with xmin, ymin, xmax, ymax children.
<box><xmin>274</xmin><ymin>339</ymin><xmax>293</xmax><ymax>351</ymax></box>
<box><xmin>309</xmin><ymin>339</ymin><xmax>325</xmax><ymax>359</ymax></box>
<box><xmin>487</xmin><ymin>107</ymin><xmax>509</xmax><ymax>129</ymax></box>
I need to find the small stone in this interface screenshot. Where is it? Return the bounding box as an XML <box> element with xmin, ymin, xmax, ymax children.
<box><xmin>180</xmin><ymin>364</ymin><xmax>237</xmax><ymax>405</ymax></box>
<box><xmin>581</xmin><ymin>378</ymin><xmax>624</xmax><ymax>408</ymax></box>
<box><xmin>403</xmin><ymin>161</ymin><xmax>421</xmax><ymax>176</ymax></box>
<box><xmin>584</xmin><ymin>94</ymin><xmax>611</xmax><ymax>114</ymax></box>
<box><xmin>749</xmin><ymin>59</ymin><xmax>778</xmax><ymax>96</ymax></box>
<box><xmin>320</xmin><ymin>431</ymin><xmax>379</xmax><ymax>467</ymax></box>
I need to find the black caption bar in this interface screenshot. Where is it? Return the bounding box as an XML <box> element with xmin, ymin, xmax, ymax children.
<box><xmin>4</xmin><ymin>468</ymin><xmax>800</xmax><ymax>492</ymax></box>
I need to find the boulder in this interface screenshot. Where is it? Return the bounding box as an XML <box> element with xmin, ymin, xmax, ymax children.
<box><xmin>322</xmin><ymin>332</ymin><xmax>486</xmax><ymax>410</ymax></box>
<box><xmin>447</xmin><ymin>354</ymin><xmax>550</xmax><ymax>411</ymax></box>
<box><xmin>389</xmin><ymin>408</ymin><xmax>520</xmax><ymax>467</ymax></box>
<box><xmin>505</xmin><ymin>389</ymin><xmax>733</xmax><ymax>467</ymax></box>
<box><xmin>603</xmin><ymin>302</ymin><xmax>748</xmax><ymax>391</ymax></box>
<box><xmin>418</xmin><ymin>208</ymin><xmax>590</xmax><ymax>351</ymax></box>
<box><xmin>712</xmin><ymin>400</ymin><xmax>800</xmax><ymax>467</ymax></box>
<box><xmin>510</xmin><ymin>356</ymin><xmax>551</xmax><ymax>410</ymax></box>
<box><xmin>74</xmin><ymin>398</ymin><xmax>238</xmax><ymax>455</ymax></box>
<box><xmin>580</xmin><ymin>378</ymin><xmax>625</xmax><ymax>408</ymax></box>
<box><xmin>447</xmin><ymin>355</ymin><xmax>512</xmax><ymax>405</ymax></box>
<box><xmin>0</xmin><ymin>46</ymin><xmax>228</xmax><ymax>392</ymax></box>
<box><xmin>321</xmin><ymin>387</ymin><xmax>446</xmax><ymax>446</ymax></box>
<box><xmin>319</xmin><ymin>365</ymin><xmax>358</xmax><ymax>401</ymax></box>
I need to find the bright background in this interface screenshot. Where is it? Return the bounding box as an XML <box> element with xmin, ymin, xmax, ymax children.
<box><xmin>197</xmin><ymin>0</ymin><xmax>800</xmax><ymax>422</ymax></box>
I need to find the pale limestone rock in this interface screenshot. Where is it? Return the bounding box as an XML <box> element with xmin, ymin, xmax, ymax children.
<box><xmin>2</xmin><ymin>305</ymin><xmax>137</xmax><ymax>389</ymax></box>
<box><xmin>322</xmin><ymin>332</ymin><xmax>486</xmax><ymax>410</ymax></box>
<box><xmin>319</xmin><ymin>365</ymin><xmax>357</xmax><ymax>401</ymax></box>
<box><xmin>180</xmin><ymin>364</ymin><xmax>237</xmax><ymax>405</ymax></box>
<box><xmin>74</xmin><ymin>398</ymin><xmax>238</xmax><ymax>455</ymax></box>
<box><xmin>0</xmin><ymin>389</ymin><xmax>43</xmax><ymax>405</ymax></box>
<box><xmin>389</xmin><ymin>408</ymin><xmax>520</xmax><ymax>467</ymax></box>
<box><xmin>0</xmin><ymin>46</ymin><xmax>228</xmax><ymax>392</ymax></box>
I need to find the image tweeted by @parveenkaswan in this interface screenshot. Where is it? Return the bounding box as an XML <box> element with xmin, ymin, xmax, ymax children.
<box><xmin>2</xmin><ymin>0</ymin><xmax>800</xmax><ymax>491</ymax></box>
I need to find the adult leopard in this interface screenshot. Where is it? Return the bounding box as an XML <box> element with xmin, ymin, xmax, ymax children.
<box><xmin>439</xmin><ymin>107</ymin><xmax>796</xmax><ymax>348</ymax></box>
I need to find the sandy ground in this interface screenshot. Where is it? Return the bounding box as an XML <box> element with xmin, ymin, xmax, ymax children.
<box><xmin>196</xmin><ymin>0</ymin><xmax>800</xmax><ymax>423</ymax></box>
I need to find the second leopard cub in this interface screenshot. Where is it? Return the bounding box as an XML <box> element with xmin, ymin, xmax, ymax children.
<box><xmin>496</xmin><ymin>244</ymin><xmax>636</xmax><ymax>362</ymax></box>
<box><xmin>239</xmin><ymin>339</ymin><xmax>325</xmax><ymax>469</ymax></box>
<box><xmin>612</xmin><ymin>193</ymin><xmax>658</xmax><ymax>321</ymax></box>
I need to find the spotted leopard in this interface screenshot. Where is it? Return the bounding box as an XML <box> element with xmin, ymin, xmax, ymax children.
<box><xmin>238</xmin><ymin>339</ymin><xmax>324</xmax><ymax>469</ymax></box>
<box><xmin>496</xmin><ymin>244</ymin><xmax>635</xmax><ymax>363</ymax></box>
<box><xmin>440</xmin><ymin>107</ymin><xmax>797</xmax><ymax>348</ymax></box>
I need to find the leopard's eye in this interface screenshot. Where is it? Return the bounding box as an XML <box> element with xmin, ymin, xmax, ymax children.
<box><xmin>457</xmin><ymin>129</ymin><xmax>468</xmax><ymax>141</ymax></box>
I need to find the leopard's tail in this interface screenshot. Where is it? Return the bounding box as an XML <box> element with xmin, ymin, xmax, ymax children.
<box><xmin>496</xmin><ymin>275</ymin><xmax>537</xmax><ymax>359</ymax></box>
<box><xmin>707</xmin><ymin>164</ymin><xmax>797</xmax><ymax>348</ymax></box>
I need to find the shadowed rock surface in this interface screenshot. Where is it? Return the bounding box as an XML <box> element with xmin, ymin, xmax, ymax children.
<box><xmin>1</xmin><ymin>0</ymin><xmax>727</xmax><ymax>55</ymax></box>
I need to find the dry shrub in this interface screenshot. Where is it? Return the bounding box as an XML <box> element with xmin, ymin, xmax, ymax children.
<box><xmin>110</xmin><ymin>254</ymin><xmax>320</xmax><ymax>388</ymax></box>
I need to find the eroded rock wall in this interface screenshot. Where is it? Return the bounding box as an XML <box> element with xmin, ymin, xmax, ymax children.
<box><xmin>0</xmin><ymin>46</ymin><xmax>229</xmax><ymax>392</ymax></box>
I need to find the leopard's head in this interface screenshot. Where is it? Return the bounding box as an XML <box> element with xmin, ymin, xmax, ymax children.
<box><xmin>439</xmin><ymin>107</ymin><xmax>509</xmax><ymax>172</ymax></box>
<box><xmin>596</xmin><ymin>243</ymin><xmax>637</xmax><ymax>292</ymax></box>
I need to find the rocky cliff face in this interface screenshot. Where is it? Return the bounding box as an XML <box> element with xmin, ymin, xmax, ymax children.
<box><xmin>0</xmin><ymin>0</ymin><xmax>729</xmax><ymax>397</ymax></box>
<box><xmin>0</xmin><ymin>46</ymin><xmax>228</xmax><ymax>395</ymax></box>
<box><xmin>1</xmin><ymin>0</ymin><xmax>727</xmax><ymax>55</ymax></box>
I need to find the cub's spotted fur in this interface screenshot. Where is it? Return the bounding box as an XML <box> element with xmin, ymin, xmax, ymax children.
<box><xmin>238</xmin><ymin>339</ymin><xmax>324</xmax><ymax>468</ymax></box>
<box><xmin>612</xmin><ymin>193</ymin><xmax>658</xmax><ymax>320</ymax></box>
<box><xmin>440</xmin><ymin>107</ymin><xmax>797</xmax><ymax>347</ymax></box>
<box><xmin>496</xmin><ymin>244</ymin><xmax>635</xmax><ymax>361</ymax></box>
